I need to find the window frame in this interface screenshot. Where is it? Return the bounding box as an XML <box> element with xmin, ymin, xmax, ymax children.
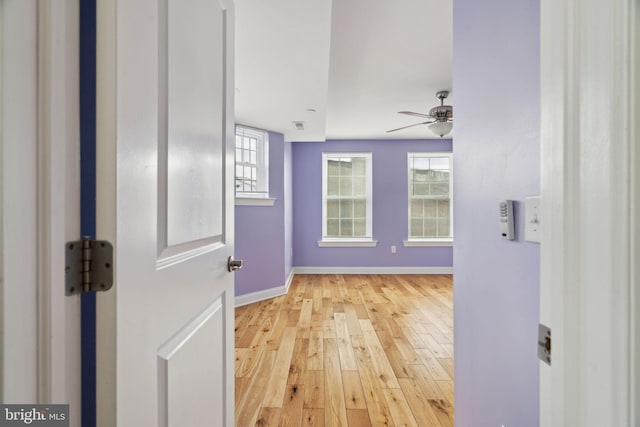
<box><xmin>319</xmin><ymin>152</ymin><xmax>376</xmax><ymax>247</ymax></box>
<box><xmin>404</xmin><ymin>152</ymin><xmax>453</xmax><ymax>247</ymax></box>
<box><xmin>234</xmin><ymin>125</ymin><xmax>273</xmax><ymax>204</ymax></box>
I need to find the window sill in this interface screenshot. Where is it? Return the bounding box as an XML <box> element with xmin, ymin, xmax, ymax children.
<box><xmin>235</xmin><ymin>197</ymin><xmax>276</xmax><ymax>207</ymax></box>
<box><xmin>317</xmin><ymin>239</ymin><xmax>378</xmax><ymax>248</ymax></box>
<box><xmin>403</xmin><ymin>239</ymin><xmax>453</xmax><ymax>247</ymax></box>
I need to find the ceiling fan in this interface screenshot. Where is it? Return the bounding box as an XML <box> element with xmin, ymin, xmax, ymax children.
<box><xmin>387</xmin><ymin>90</ymin><xmax>453</xmax><ymax>137</ymax></box>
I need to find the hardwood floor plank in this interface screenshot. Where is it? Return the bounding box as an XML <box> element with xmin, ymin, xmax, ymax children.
<box><xmin>279</xmin><ymin>384</ymin><xmax>304</xmax><ymax>427</ymax></box>
<box><xmin>407</xmin><ymin>364</ymin><xmax>446</xmax><ymax>400</ymax></box>
<box><xmin>416</xmin><ymin>348</ymin><xmax>451</xmax><ymax>381</ymax></box>
<box><xmin>419</xmin><ymin>333</ymin><xmax>449</xmax><ymax>359</ymax></box>
<box><xmin>360</xmin><ymin>319</ymin><xmax>401</xmax><ymax>388</ymax></box>
<box><xmin>398</xmin><ymin>377</ymin><xmax>444</xmax><ymax>427</ymax></box>
<box><xmin>429</xmin><ymin>398</ymin><xmax>454</xmax><ymax>427</ymax></box>
<box><xmin>436</xmin><ymin>380</ymin><xmax>454</xmax><ymax>407</ymax></box>
<box><xmin>392</xmin><ymin>337</ymin><xmax>421</xmax><ymax>365</ymax></box>
<box><xmin>346</xmin><ymin>409</ymin><xmax>372</xmax><ymax>427</ymax></box>
<box><xmin>266</xmin><ymin>311</ymin><xmax>288</xmax><ymax>351</ymax></box>
<box><xmin>312</xmin><ymin>285</ymin><xmax>323</xmax><ymax>314</ymax></box>
<box><xmin>255</xmin><ymin>407</ymin><xmax>281</xmax><ymax>427</ymax></box>
<box><xmin>343</xmin><ymin>303</ymin><xmax>363</xmax><ymax>336</ymax></box>
<box><xmin>324</xmin><ymin>338</ymin><xmax>349</xmax><ymax>426</ymax></box>
<box><xmin>263</xmin><ymin>327</ymin><xmax>298</xmax><ymax>407</ymax></box>
<box><xmin>342</xmin><ymin>371</ymin><xmax>367</xmax><ymax>410</ymax></box>
<box><xmin>438</xmin><ymin>357</ymin><xmax>454</xmax><ymax>380</ymax></box>
<box><xmin>322</xmin><ymin>299</ymin><xmax>334</xmax><ymax>321</ymax></box>
<box><xmin>323</xmin><ymin>319</ymin><xmax>337</xmax><ymax>339</ymax></box>
<box><xmin>303</xmin><ymin>370</ymin><xmax>324</xmax><ymax>409</ymax></box>
<box><xmin>236</xmin><ymin>324</ymin><xmax>260</xmax><ymax>348</ymax></box>
<box><xmin>287</xmin><ymin>309</ymin><xmax>302</xmax><ymax>327</ymax></box>
<box><xmin>235</xmin><ymin>348</ymin><xmax>248</xmax><ymax>377</ymax></box>
<box><xmin>235</xmin><ymin>376</ymin><xmax>249</xmax><ymax>408</ymax></box>
<box><xmin>352</xmin><ymin>335</ymin><xmax>395</xmax><ymax>426</ymax></box>
<box><xmin>236</xmin><ymin>350</ymin><xmax>276</xmax><ymax>427</ymax></box>
<box><xmin>440</xmin><ymin>342</ymin><xmax>454</xmax><ymax>358</ymax></box>
<box><xmin>299</xmin><ymin>299</ymin><xmax>313</xmax><ymax>329</ymax></box>
<box><xmin>288</xmin><ymin>338</ymin><xmax>309</xmax><ymax>385</ymax></box>
<box><xmin>307</xmin><ymin>330</ymin><xmax>324</xmax><ymax>371</ymax></box>
<box><xmin>399</xmin><ymin>327</ymin><xmax>425</xmax><ymax>350</ymax></box>
<box><xmin>301</xmin><ymin>408</ymin><xmax>324</xmax><ymax>427</ymax></box>
<box><xmin>352</xmin><ymin>303</ymin><xmax>369</xmax><ymax>320</ymax></box>
<box><xmin>424</xmin><ymin>323</ymin><xmax>451</xmax><ymax>344</ymax></box>
<box><xmin>334</xmin><ymin>313</ymin><xmax>358</xmax><ymax>371</ymax></box>
<box><xmin>321</xmin><ymin>275</ymin><xmax>334</xmax><ymax>299</ymax></box>
<box><xmin>382</xmin><ymin>388</ymin><xmax>419</xmax><ymax>427</ymax></box>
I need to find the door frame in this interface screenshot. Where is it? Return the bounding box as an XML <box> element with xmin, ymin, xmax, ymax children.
<box><xmin>0</xmin><ymin>0</ymin><xmax>81</xmax><ymax>420</ymax></box>
<box><xmin>540</xmin><ymin>0</ymin><xmax>638</xmax><ymax>424</ymax></box>
<box><xmin>36</xmin><ymin>0</ymin><xmax>82</xmax><ymax>410</ymax></box>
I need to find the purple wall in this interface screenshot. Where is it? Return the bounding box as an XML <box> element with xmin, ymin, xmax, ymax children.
<box><xmin>292</xmin><ymin>139</ymin><xmax>453</xmax><ymax>267</ymax></box>
<box><xmin>235</xmin><ymin>131</ymin><xmax>287</xmax><ymax>296</ymax></box>
<box><xmin>453</xmin><ymin>1</ymin><xmax>540</xmax><ymax>426</ymax></box>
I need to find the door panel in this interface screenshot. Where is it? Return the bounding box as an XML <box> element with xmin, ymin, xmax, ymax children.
<box><xmin>164</xmin><ymin>0</ymin><xmax>225</xmax><ymax>247</ymax></box>
<box><xmin>158</xmin><ymin>298</ymin><xmax>225</xmax><ymax>427</ymax></box>
<box><xmin>96</xmin><ymin>0</ymin><xmax>235</xmax><ymax>425</ymax></box>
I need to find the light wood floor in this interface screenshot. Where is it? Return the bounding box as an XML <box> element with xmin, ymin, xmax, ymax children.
<box><xmin>235</xmin><ymin>274</ymin><xmax>454</xmax><ymax>427</ymax></box>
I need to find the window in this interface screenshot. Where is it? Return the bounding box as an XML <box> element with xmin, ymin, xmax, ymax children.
<box><xmin>235</xmin><ymin>126</ymin><xmax>269</xmax><ymax>199</ymax></box>
<box><xmin>406</xmin><ymin>153</ymin><xmax>453</xmax><ymax>245</ymax></box>
<box><xmin>320</xmin><ymin>153</ymin><xmax>375</xmax><ymax>247</ymax></box>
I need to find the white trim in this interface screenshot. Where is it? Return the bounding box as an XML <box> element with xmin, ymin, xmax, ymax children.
<box><xmin>95</xmin><ymin>0</ymin><xmax>117</xmax><ymax>423</ymax></box>
<box><xmin>540</xmin><ymin>0</ymin><xmax>635</xmax><ymax>424</ymax></box>
<box><xmin>407</xmin><ymin>152</ymin><xmax>454</xmax><ymax>240</ymax></box>
<box><xmin>317</xmin><ymin>239</ymin><xmax>378</xmax><ymax>247</ymax></box>
<box><xmin>632</xmin><ymin>0</ymin><xmax>640</xmax><ymax>418</ymax></box>
<box><xmin>1</xmin><ymin>0</ymin><xmax>81</xmax><ymax>413</ymax></box>
<box><xmin>235</xmin><ymin>125</ymin><xmax>269</xmax><ymax>197</ymax></box>
<box><xmin>1</xmin><ymin>0</ymin><xmax>40</xmax><ymax>403</ymax></box>
<box><xmin>235</xmin><ymin>197</ymin><xmax>276</xmax><ymax>206</ymax></box>
<box><xmin>403</xmin><ymin>239</ymin><xmax>453</xmax><ymax>247</ymax></box>
<box><xmin>37</xmin><ymin>0</ymin><xmax>82</xmax><ymax>409</ymax></box>
<box><xmin>234</xmin><ymin>269</ymin><xmax>295</xmax><ymax>307</ymax></box>
<box><xmin>292</xmin><ymin>266</ymin><xmax>453</xmax><ymax>275</ymax></box>
<box><xmin>321</xmin><ymin>152</ymin><xmax>373</xmax><ymax>240</ymax></box>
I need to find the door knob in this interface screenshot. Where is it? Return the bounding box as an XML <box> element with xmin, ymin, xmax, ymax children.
<box><xmin>227</xmin><ymin>256</ymin><xmax>244</xmax><ymax>272</ymax></box>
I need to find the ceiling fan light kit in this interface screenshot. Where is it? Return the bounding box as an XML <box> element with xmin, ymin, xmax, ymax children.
<box><xmin>429</xmin><ymin>121</ymin><xmax>453</xmax><ymax>138</ymax></box>
<box><xmin>388</xmin><ymin>90</ymin><xmax>453</xmax><ymax>137</ymax></box>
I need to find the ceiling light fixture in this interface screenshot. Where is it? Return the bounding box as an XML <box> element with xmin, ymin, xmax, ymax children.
<box><xmin>428</xmin><ymin>121</ymin><xmax>453</xmax><ymax>138</ymax></box>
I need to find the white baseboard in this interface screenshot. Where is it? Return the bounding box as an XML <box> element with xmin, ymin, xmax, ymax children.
<box><xmin>292</xmin><ymin>266</ymin><xmax>453</xmax><ymax>275</ymax></box>
<box><xmin>234</xmin><ymin>269</ymin><xmax>295</xmax><ymax>307</ymax></box>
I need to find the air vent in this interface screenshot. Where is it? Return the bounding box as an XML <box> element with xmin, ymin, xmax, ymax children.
<box><xmin>293</xmin><ymin>121</ymin><xmax>304</xmax><ymax>130</ymax></box>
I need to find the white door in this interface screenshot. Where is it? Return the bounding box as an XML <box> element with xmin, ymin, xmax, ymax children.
<box><xmin>95</xmin><ymin>1</ymin><xmax>236</xmax><ymax>426</ymax></box>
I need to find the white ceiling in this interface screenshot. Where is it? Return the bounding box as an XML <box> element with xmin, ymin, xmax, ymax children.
<box><xmin>234</xmin><ymin>0</ymin><xmax>452</xmax><ymax>142</ymax></box>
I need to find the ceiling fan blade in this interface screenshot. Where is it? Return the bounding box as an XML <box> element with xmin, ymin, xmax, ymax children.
<box><xmin>398</xmin><ymin>111</ymin><xmax>432</xmax><ymax>119</ymax></box>
<box><xmin>386</xmin><ymin>121</ymin><xmax>433</xmax><ymax>133</ymax></box>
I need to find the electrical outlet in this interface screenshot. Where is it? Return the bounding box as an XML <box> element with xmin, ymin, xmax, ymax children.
<box><xmin>391</xmin><ymin>245</ymin><xmax>397</xmax><ymax>253</ymax></box>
